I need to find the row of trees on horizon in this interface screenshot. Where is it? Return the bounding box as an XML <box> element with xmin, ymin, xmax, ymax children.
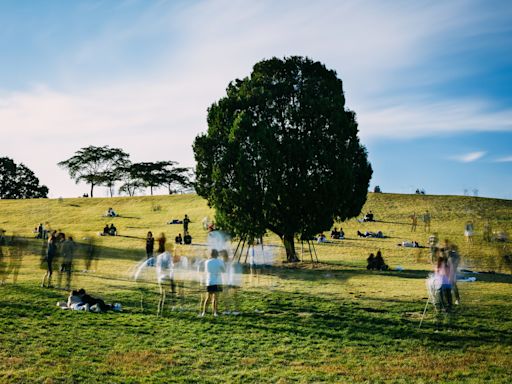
<box><xmin>58</xmin><ymin>145</ymin><xmax>193</xmax><ymax>198</ymax></box>
<box><xmin>0</xmin><ymin>147</ymin><xmax>192</xmax><ymax>199</ymax></box>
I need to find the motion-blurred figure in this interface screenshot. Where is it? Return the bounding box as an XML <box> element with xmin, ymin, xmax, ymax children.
<box><xmin>58</xmin><ymin>236</ymin><xmax>76</xmax><ymax>290</ymax></box>
<box><xmin>41</xmin><ymin>232</ymin><xmax>57</xmax><ymax>288</ymax></box>
<box><xmin>83</xmin><ymin>237</ymin><xmax>98</xmax><ymax>272</ymax></box>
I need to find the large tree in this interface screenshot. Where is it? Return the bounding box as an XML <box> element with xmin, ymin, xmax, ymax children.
<box><xmin>193</xmin><ymin>56</ymin><xmax>372</xmax><ymax>262</ymax></box>
<box><xmin>58</xmin><ymin>146</ymin><xmax>130</xmax><ymax>197</ymax></box>
<box><xmin>0</xmin><ymin>157</ymin><xmax>48</xmax><ymax>199</ymax></box>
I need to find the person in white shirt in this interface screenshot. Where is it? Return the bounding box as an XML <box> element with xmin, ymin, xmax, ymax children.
<box><xmin>156</xmin><ymin>251</ymin><xmax>174</xmax><ymax>316</ymax></box>
<box><xmin>200</xmin><ymin>249</ymin><xmax>225</xmax><ymax>317</ymax></box>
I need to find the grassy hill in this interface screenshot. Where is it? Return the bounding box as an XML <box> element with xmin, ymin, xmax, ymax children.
<box><xmin>0</xmin><ymin>193</ymin><xmax>511</xmax><ymax>383</ymax></box>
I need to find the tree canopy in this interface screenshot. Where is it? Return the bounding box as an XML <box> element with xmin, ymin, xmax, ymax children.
<box><xmin>58</xmin><ymin>146</ymin><xmax>130</xmax><ymax>197</ymax></box>
<box><xmin>126</xmin><ymin>161</ymin><xmax>192</xmax><ymax>196</ymax></box>
<box><xmin>193</xmin><ymin>56</ymin><xmax>372</xmax><ymax>261</ymax></box>
<box><xmin>0</xmin><ymin>157</ymin><xmax>48</xmax><ymax>199</ymax></box>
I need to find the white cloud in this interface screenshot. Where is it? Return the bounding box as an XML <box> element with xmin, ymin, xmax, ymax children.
<box><xmin>451</xmin><ymin>151</ymin><xmax>486</xmax><ymax>163</ymax></box>
<box><xmin>495</xmin><ymin>156</ymin><xmax>512</xmax><ymax>162</ymax></box>
<box><xmin>1</xmin><ymin>0</ymin><xmax>511</xmax><ymax>197</ymax></box>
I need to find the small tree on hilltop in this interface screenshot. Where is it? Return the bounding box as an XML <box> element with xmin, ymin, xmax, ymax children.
<box><xmin>0</xmin><ymin>157</ymin><xmax>49</xmax><ymax>199</ymax></box>
<box><xmin>58</xmin><ymin>145</ymin><xmax>130</xmax><ymax>197</ymax></box>
<box><xmin>128</xmin><ymin>161</ymin><xmax>191</xmax><ymax>196</ymax></box>
<box><xmin>193</xmin><ymin>56</ymin><xmax>372</xmax><ymax>262</ymax></box>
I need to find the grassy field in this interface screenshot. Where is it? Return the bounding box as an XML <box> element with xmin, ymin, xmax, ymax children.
<box><xmin>0</xmin><ymin>192</ymin><xmax>511</xmax><ymax>383</ymax></box>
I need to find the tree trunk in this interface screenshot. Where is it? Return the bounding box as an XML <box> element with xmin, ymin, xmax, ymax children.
<box><xmin>283</xmin><ymin>233</ymin><xmax>299</xmax><ymax>262</ymax></box>
<box><xmin>90</xmin><ymin>183</ymin><xmax>94</xmax><ymax>198</ymax></box>
<box><xmin>150</xmin><ymin>186</ymin><xmax>153</xmax><ymax>196</ymax></box>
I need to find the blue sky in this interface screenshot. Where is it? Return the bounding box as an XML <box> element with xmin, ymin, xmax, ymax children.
<box><xmin>1</xmin><ymin>0</ymin><xmax>511</xmax><ymax>199</ymax></box>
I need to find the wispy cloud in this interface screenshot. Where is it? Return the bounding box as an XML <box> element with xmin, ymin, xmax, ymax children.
<box><xmin>451</xmin><ymin>151</ymin><xmax>486</xmax><ymax>163</ymax></box>
<box><xmin>495</xmin><ymin>156</ymin><xmax>512</xmax><ymax>162</ymax></box>
<box><xmin>0</xmin><ymin>0</ymin><xmax>511</xmax><ymax>197</ymax></box>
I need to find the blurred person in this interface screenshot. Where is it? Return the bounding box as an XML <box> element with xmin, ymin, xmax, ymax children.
<box><xmin>435</xmin><ymin>253</ymin><xmax>452</xmax><ymax>311</ymax></box>
<box><xmin>41</xmin><ymin>232</ymin><xmax>58</xmax><ymax>288</ymax></box>
<box><xmin>58</xmin><ymin>236</ymin><xmax>76</xmax><ymax>290</ymax></box>
<box><xmin>157</xmin><ymin>233</ymin><xmax>166</xmax><ymax>254</ymax></box>
<box><xmin>423</xmin><ymin>210</ymin><xmax>431</xmax><ymax>232</ymax></box>
<box><xmin>464</xmin><ymin>221</ymin><xmax>474</xmax><ymax>244</ymax></box>
<box><xmin>445</xmin><ymin>243</ymin><xmax>461</xmax><ymax>305</ymax></box>
<box><xmin>410</xmin><ymin>212</ymin><xmax>418</xmax><ymax>232</ymax></box>
<box><xmin>5</xmin><ymin>235</ymin><xmax>26</xmax><ymax>284</ymax></box>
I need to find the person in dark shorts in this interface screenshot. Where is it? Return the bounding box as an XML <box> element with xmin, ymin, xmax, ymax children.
<box><xmin>200</xmin><ymin>249</ymin><xmax>225</xmax><ymax>317</ymax></box>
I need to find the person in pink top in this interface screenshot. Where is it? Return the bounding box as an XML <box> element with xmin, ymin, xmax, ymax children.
<box><xmin>435</xmin><ymin>254</ymin><xmax>452</xmax><ymax>311</ymax></box>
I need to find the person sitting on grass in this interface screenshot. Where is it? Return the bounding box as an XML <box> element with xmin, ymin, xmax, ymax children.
<box><xmin>104</xmin><ymin>208</ymin><xmax>118</xmax><ymax>217</ymax></box>
<box><xmin>66</xmin><ymin>289</ymin><xmax>87</xmax><ymax>310</ymax></box>
<box><xmin>109</xmin><ymin>224</ymin><xmax>117</xmax><ymax>236</ymax></box>
<box><xmin>374</xmin><ymin>250</ymin><xmax>389</xmax><ymax>271</ymax></box>
<box><xmin>366</xmin><ymin>253</ymin><xmax>376</xmax><ymax>270</ymax></box>
<box><xmin>316</xmin><ymin>233</ymin><xmax>328</xmax><ymax>243</ymax></box>
<box><xmin>77</xmin><ymin>288</ymin><xmax>113</xmax><ymax>312</ymax></box>
<box><xmin>398</xmin><ymin>240</ymin><xmax>421</xmax><ymax>248</ymax></box>
<box><xmin>102</xmin><ymin>224</ymin><xmax>110</xmax><ymax>236</ymax></box>
<box><xmin>175</xmin><ymin>233</ymin><xmax>183</xmax><ymax>244</ymax></box>
<box><xmin>367</xmin><ymin>250</ymin><xmax>389</xmax><ymax>271</ymax></box>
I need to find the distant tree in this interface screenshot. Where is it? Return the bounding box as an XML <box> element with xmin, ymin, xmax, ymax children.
<box><xmin>193</xmin><ymin>56</ymin><xmax>372</xmax><ymax>262</ymax></box>
<box><xmin>127</xmin><ymin>161</ymin><xmax>191</xmax><ymax>196</ymax></box>
<box><xmin>58</xmin><ymin>146</ymin><xmax>130</xmax><ymax>197</ymax></box>
<box><xmin>161</xmin><ymin>166</ymin><xmax>193</xmax><ymax>194</ymax></box>
<box><xmin>374</xmin><ymin>185</ymin><xmax>382</xmax><ymax>193</ymax></box>
<box><xmin>0</xmin><ymin>157</ymin><xmax>48</xmax><ymax>199</ymax></box>
<box><xmin>118</xmin><ymin>180</ymin><xmax>144</xmax><ymax>197</ymax></box>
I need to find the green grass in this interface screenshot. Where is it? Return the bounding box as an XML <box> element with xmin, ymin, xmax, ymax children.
<box><xmin>1</xmin><ymin>193</ymin><xmax>511</xmax><ymax>383</ymax></box>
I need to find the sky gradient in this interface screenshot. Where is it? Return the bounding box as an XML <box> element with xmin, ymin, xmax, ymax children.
<box><xmin>1</xmin><ymin>0</ymin><xmax>511</xmax><ymax>199</ymax></box>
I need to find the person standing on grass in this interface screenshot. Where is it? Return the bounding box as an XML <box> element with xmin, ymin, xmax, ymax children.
<box><xmin>464</xmin><ymin>221</ymin><xmax>474</xmax><ymax>244</ymax></box>
<box><xmin>157</xmin><ymin>233</ymin><xmax>166</xmax><ymax>254</ymax></box>
<box><xmin>200</xmin><ymin>249</ymin><xmax>225</xmax><ymax>317</ymax></box>
<box><xmin>183</xmin><ymin>214</ymin><xmax>190</xmax><ymax>235</ymax></box>
<box><xmin>423</xmin><ymin>210</ymin><xmax>431</xmax><ymax>232</ymax></box>
<box><xmin>410</xmin><ymin>212</ymin><xmax>418</xmax><ymax>232</ymax></box>
<box><xmin>41</xmin><ymin>232</ymin><xmax>57</xmax><ymax>288</ymax></box>
<box><xmin>146</xmin><ymin>232</ymin><xmax>155</xmax><ymax>263</ymax></box>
